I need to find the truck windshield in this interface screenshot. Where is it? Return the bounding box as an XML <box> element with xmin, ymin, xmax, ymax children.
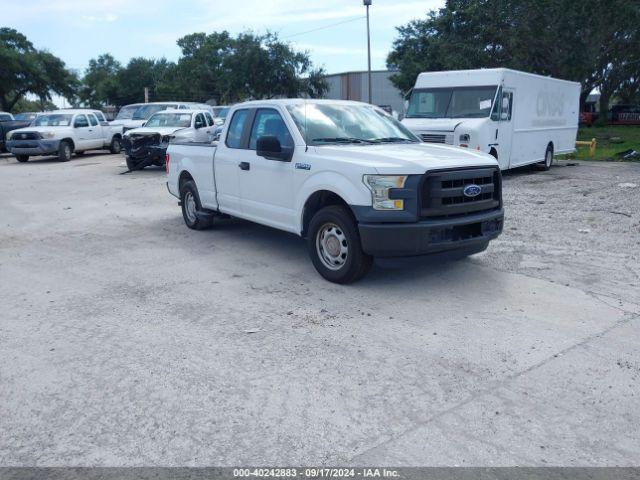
<box><xmin>145</xmin><ymin>113</ymin><xmax>192</xmax><ymax>128</ymax></box>
<box><xmin>132</xmin><ymin>104</ymin><xmax>176</xmax><ymax>120</ymax></box>
<box><xmin>286</xmin><ymin>103</ymin><xmax>418</xmax><ymax>145</ymax></box>
<box><xmin>33</xmin><ymin>114</ymin><xmax>73</xmax><ymax>126</ymax></box>
<box><xmin>406</xmin><ymin>86</ymin><xmax>498</xmax><ymax>119</ymax></box>
<box><xmin>115</xmin><ymin>105</ymin><xmax>141</xmax><ymax>120</ymax></box>
<box><xmin>213</xmin><ymin>107</ymin><xmax>229</xmax><ymax>119</ymax></box>
<box><xmin>15</xmin><ymin>113</ymin><xmax>37</xmax><ymax>121</ymax></box>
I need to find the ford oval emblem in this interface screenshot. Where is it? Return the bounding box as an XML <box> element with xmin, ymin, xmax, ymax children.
<box><xmin>463</xmin><ymin>184</ymin><xmax>482</xmax><ymax>198</ymax></box>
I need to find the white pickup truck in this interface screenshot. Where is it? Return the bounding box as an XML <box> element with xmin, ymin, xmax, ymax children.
<box><xmin>166</xmin><ymin>99</ymin><xmax>504</xmax><ymax>283</ymax></box>
<box><xmin>122</xmin><ymin>109</ymin><xmax>216</xmax><ymax>170</ymax></box>
<box><xmin>6</xmin><ymin>109</ymin><xmax>123</xmax><ymax>162</ymax></box>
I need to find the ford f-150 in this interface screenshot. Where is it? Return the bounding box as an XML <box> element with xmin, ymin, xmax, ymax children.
<box><xmin>166</xmin><ymin>99</ymin><xmax>504</xmax><ymax>283</ymax></box>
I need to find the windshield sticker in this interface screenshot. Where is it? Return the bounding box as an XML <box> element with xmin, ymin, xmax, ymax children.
<box><xmin>479</xmin><ymin>99</ymin><xmax>492</xmax><ymax>110</ymax></box>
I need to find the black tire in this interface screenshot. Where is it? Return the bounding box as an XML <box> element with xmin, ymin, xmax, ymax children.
<box><xmin>180</xmin><ymin>180</ymin><xmax>212</xmax><ymax>230</ymax></box>
<box><xmin>307</xmin><ymin>205</ymin><xmax>372</xmax><ymax>284</ymax></box>
<box><xmin>58</xmin><ymin>141</ymin><xmax>72</xmax><ymax>162</ymax></box>
<box><xmin>16</xmin><ymin>155</ymin><xmax>29</xmax><ymax>163</ymax></box>
<box><xmin>75</xmin><ymin>151</ymin><xmax>85</xmax><ymax>156</ymax></box>
<box><xmin>125</xmin><ymin>156</ymin><xmax>139</xmax><ymax>171</ymax></box>
<box><xmin>536</xmin><ymin>144</ymin><xmax>554</xmax><ymax>171</ymax></box>
<box><xmin>110</xmin><ymin>136</ymin><xmax>122</xmax><ymax>154</ymax></box>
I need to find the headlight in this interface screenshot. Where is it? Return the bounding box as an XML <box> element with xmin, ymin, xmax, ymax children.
<box><xmin>363</xmin><ymin>175</ymin><xmax>407</xmax><ymax>210</ymax></box>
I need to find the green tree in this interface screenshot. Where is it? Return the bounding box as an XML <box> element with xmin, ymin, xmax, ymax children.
<box><xmin>0</xmin><ymin>28</ymin><xmax>78</xmax><ymax>111</ymax></box>
<box><xmin>12</xmin><ymin>97</ymin><xmax>58</xmax><ymax>113</ymax></box>
<box><xmin>386</xmin><ymin>0</ymin><xmax>640</xmax><ymax>106</ymax></box>
<box><xmin>170</xmin><ymin>31</ymin><xmax>327</xmax><ymax>104</ymax></box>
<box><xmin>80</xmin><ymin>54</ymin><xmax>122</xmax><ymax>108</ymax></box>
<box><xmin>114</xmin><ymin>57</ymin><xmax>175</xmax><ymax>106</ymax></box>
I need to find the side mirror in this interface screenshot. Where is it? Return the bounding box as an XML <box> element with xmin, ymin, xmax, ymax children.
<box><xmin>404</xmin><ymin>100</ymin><xmax>409</xmax><ymax>111</ymax></box>
<box><xmin>73</xmin><ymin>122</ymin><xmax>83</xmax><ymax>128</ymax></box>
<box><xmin>502</xmin><ymin>97</ymin><xmax>510</xmax><ymax>110</ymax></box>
<box><xmin>195</xmin><ymin>121</ymin><xmax>205</xmax><ymax>129</ymax></box>
<box><xmin>500</xmin><ymin>112</ymin><xmax>508</xmax><ymax>121</ymax></box>
<box><xmin>256</xmin><ymin>135</ymin><xmax>291</xmax><ymax>162</ymax></box>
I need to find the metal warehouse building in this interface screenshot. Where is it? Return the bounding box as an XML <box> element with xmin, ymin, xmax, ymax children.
<box><xmin>322</xmin><ymin>70</ymin><xmax>405</xmax><ymax>115</ymax></box>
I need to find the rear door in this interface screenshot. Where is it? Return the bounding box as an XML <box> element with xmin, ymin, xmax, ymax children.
<box><xmin>86</xmin><ymin>114</ymin><xmax>104</xmax><ymax>148</ymax></box>
<box><xmin>237</xmin><ymin>107</ymin><xmax>296</xmax><ymax>231</ymax></box>
<box><xmin>213</xmin><ymin>108</ymin><xmax>250</xmax><ymax>217</ymax></box>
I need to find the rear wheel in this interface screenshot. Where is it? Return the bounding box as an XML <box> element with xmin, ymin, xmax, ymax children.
<box><xmin>180</xmin><ymin>180</ymin><xmax>212</xmax><ymax>230</ymax></box>
<box><xmin>58</xmin><ymin>141</ymin><xmax>72</xmax><ymax>162</ymax></box>
<box><xmin>16</xmin><ymin>155</ymin><xmax>29</xmax><ymax>163</ymax></box>
<box><xmin>537</xmin><ymin>144</ymin><xmax>554</xmax><ymax>171</ymax></box>
<box><xmin>307</xmin><ymin>205</ymin><xmax>372</xmax><ymax>283</ymax></box>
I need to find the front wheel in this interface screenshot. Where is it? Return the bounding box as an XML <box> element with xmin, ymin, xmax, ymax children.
<box><xmin>180</xmin><ymin>180</ymin><xmax>212</xmax><ymax>230</ymax></box>
<box><xmin>16</xmin><ymin>155</ymin><xmax>29</xmax><ymax>163</ymax></box>
<box><xmin>307</xmin><ymin>205</ymin><xmax>372</xmax><ymax>283</ymax></box>
<box><xmin>58</xmin><ymin>141</ymin><xmax>72</xmax><ymax>162</ymax></box>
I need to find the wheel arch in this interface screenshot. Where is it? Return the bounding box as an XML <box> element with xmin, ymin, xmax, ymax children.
<box><xmin>301</xmin><ymin>189</ymin><xmax>355</xmax><ymax>238</ymax></box>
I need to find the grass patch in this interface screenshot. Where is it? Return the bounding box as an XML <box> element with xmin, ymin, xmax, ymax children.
<box><xmin>562</xmin><ymin>125</ymin><xmax>640</xmax><ymax>161</ymax></box>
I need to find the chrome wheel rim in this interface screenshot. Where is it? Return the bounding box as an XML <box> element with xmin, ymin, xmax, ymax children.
<box><xmin>64</xmin><ymin>145</ymin><xmax>71</xmax><ymax>159</ymax></box>
<box><xmin>546</xmin><ymin>150</ymin><xmax>552</xmax><ymax>167</ymax></box>
<box><xmin>113</xmin><ymin>140</ymin><xmax>121</xmax><ymax>153</ymax></box>
<box><xmin>184</xmin><ymin>191</ymin><xmax>197</xmax><ymax>223</ymax></box>
<box><xmin>316</xmin><ymin>222</ymin><xmax>348</xmax><ymax>271</ymax></box>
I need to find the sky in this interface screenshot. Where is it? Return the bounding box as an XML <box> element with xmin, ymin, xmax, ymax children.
<box><xmin>3</xmin><ymin>0</ymin><xmax>445</xmax><ymax>76</ymax></box>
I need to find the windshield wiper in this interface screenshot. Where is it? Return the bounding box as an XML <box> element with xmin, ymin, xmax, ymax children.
<box><xmin>312</xmin><ymin>137</ymin><xmax>376</xmax><ymax>144</ymax></box>
<box><xmin>371</xmin><ymin>137</ymin><xmax>417</xmax><ymax>143</ymax></box>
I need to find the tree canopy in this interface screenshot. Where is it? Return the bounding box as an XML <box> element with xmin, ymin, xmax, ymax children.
<box><xmin>0</xmin><ymin>27</ymin><xmax>78</xmax><ymax>111</ymax></box>
<box><xmin>387</xmin><ymin>0</ymin><xmax>640</xmax><ymax>111</ymax></box>
<box><xmin>79</xmin><ymin>31</ymin><xmax>328</xmax><ymax>108</ymax></box>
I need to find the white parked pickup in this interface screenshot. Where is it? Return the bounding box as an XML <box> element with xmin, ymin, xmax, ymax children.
<box><xmin>122</xmin><ymin>109</ymin><xmax>216</xmax><ymax>171</ymax></box>
<box><xmin>166</xmin><ymin>99</ymin><xmax>504</xmax><ymax>283</ymax></box>
<box><xmin>6</xmin><ymin>109</ymin><xmax>123</xmax><ymax>162</ymax></box>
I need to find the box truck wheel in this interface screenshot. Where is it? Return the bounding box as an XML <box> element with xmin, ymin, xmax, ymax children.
<box><xmin>537</xmin><ymin>143</ymin><xmax>554</xmax><ymax>171</ymax></box>
<box><xmin>180</xmin><ymin>180</ymin><xmax>212</xmax><ymax>230</ymax></box>
<box><xmin>308</xmin><ymin>205</ymin><xmax>372</xmax><ymax>284</ymax></box>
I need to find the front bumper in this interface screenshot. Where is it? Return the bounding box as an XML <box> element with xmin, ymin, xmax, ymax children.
<box><xmin>122</xmin><ymin>136</ymin><xmax>167</xmax><ymax>169</ymax></box>
<box><xmin>358</xmin><ymin>208</ymin><xmax>504</xmax><ymax>257</ymax></box>
<box><xmin>6</xmin><ymin>139</ymin><xmax>60</xmax><ymax>156</ymax></box>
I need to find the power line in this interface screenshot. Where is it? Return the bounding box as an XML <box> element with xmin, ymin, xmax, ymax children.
<box><xmin>282</xmin><ymin>15</ymin><xmax>365</xmax><ymax>40</ymax></box>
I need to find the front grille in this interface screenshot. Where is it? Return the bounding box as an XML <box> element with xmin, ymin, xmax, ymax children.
<box><xmin>12</xmin><ymin>131</ymin><xmax>40</xmax><ymax>141</ymax></box>
<box><xmin>421</xmin><ymin>167</ymin><xmax>501</xmax><ymax>218</ymax></box>
<box><xmin>420</xmin><ymin>133</ymin><xmax>453</xmax><ymax>144</ymax></box>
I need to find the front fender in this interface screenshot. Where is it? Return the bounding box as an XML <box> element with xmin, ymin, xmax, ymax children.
<box><xmin>295</xmin><ymin>171</ymin><xmax>372</xmax><ymax>232</ymax></box>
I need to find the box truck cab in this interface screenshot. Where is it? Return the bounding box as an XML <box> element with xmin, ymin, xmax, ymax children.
<box><xmin>402</xmin><ymin>68</ymin><xmax>581</xmax><ymax>170</ymax></box>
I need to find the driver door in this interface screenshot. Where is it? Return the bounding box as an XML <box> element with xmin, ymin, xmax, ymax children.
<box><xmin>73</xmin><ymin>115</ymin><xmax>93</xmax><ymax>150</ymax></box>
<box><xmin>491</xmin><ymin>87</ymin><xmax>514</xmax><ymax>169</ymax></box>
<box><xmin>238</xmin><ymin>108</ymin><xmax>296</xmax><ymax>231</ymax></box>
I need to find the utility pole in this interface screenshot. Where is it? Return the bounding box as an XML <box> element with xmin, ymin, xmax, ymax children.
<box><xmin>364</xmin><ymin>0</ymin><xmax>372</xmax><ymax>104</ymax></box>
<box><xmin>144</xmin><ymin>87</ymin><xmax>149</xmax><ymax>103</ymax></box>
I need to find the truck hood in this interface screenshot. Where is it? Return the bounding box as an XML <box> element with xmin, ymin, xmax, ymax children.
<box><xmin>315</xmin><ymin>142</ymin><xmax>498</xmax><ymax>174</ymax></box>
<box><xmin>125</xmin><ymin>126</ymin><xmax>188</xmax><ymax>137</ymax></box>
<box><xmin>8</xmin><ymin>126</ymin><xmax>72</xmax><ymax>135</ymax></box>
<box><xmin>111</xmin><ymin>120</ymin><xmax>146</xmax><ymax>129</ymax></box>
<box><xmin>402</xmin><ymin>117</ymin><xmax>488</xmax><ymax>133</ymax></box>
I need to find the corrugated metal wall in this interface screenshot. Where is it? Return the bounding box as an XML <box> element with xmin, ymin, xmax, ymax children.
<box><xmin>323</xmin><ymin>70</ymin><xmax>404</xmax><ymax>115</ymax></box>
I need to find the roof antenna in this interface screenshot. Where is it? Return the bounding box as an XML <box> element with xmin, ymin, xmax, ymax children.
<box><xmin>304</xmin><ymin>99</ymin><xmax>309</xmax><ymax>152</ymax></box>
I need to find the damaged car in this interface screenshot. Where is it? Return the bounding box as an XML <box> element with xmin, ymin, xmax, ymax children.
<box><xmin>122</xmin><ymin>109</ymin><xmax>216</xmax><ymax>170</ymax></box>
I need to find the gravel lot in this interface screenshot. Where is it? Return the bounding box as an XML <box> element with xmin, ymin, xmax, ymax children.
<box><xmin>0</xmin><ymin>152</ymin><xmax>639</xmax><ymax>466</ymax></box>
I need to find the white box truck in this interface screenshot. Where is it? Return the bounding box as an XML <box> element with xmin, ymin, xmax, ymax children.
<box><xmin>401</xmin><ymin>68</ymin><xmax>581</xmax><ymax>170</ymax></box>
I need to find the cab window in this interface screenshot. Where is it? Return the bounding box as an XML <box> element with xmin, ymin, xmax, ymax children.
<box><xmin>226</xmin><ymin>109</ymin><xmax>249</xmax><ymax>149</ymax></box>
<box><xmin>204</xmin><ymin>112</ymin><xmax>214</xmax><ymax>126</ymax></box>
<box><xmin>249</xmin><ymin>109</ymin><xmax>293</xmax><ymax>150</ymax></box>
<box><xmin>74</xmin><ymin>115</ymin><xmax>89</xmax><ymax>128</ymax></box>
<box><xmin>88</xmin><ymin>114</ymin><xmax>98</xmax><ymax>126</ymax></box>
<box><xmin>194</xmin><ymin>113</ymin><xmax>206</xmax><ymax>129</ymax></box>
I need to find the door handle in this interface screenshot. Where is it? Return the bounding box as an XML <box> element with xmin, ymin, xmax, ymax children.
<box><xmin>239</xmin><ymin>161</ymin><xmax>250</xmax><ymax>171</ymax></box>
